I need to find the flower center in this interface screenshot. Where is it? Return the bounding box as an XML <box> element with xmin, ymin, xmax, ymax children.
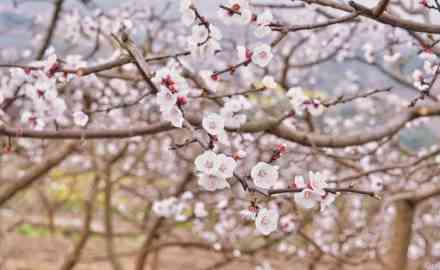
<box><xmin>261</xmin><ymin>216</ymin><xmax>269</xmax><ymax>225</ymax></box>
<box><xmin>304</xmin><ymin>190</ymin><xmax>311</xmax><ymax>199</ymax></box>
<box><xmin>161</xmin><ymin>75</ymin><xmax>177</xmax><ymax>93</ymax></box>
<box><xmin>259</xmin><ymin>51</ymin><xmax>267</xmax><ymax>59</ymax></box>
<box><xmin>258</xmin><ymin>170</ymin><xmax>267</xmax><ymax>177</ymax></box>
<box><xmin>232</xmin><ymin>3</ymin><xmax>241</xmax><ymax>12</ymax></box>
<box><xmin>37</xmin><ymin>89</ymin><xmax>45</xmax><ymax>98</ymax></box>
<box><xmin>205</xmin><ymin>160</ymin><xmax>214</xmax><ymax>169</ymax></box>
<box><xmin>245</xmin><ymin>48</ymin><xmax>253</xmax><ymax>60</ymax></box>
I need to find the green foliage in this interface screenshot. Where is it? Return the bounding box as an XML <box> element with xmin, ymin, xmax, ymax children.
<box><xmin>16</xmin><ymin>224</ymin><xmax>50</xmax><ymax>237</ymax></box>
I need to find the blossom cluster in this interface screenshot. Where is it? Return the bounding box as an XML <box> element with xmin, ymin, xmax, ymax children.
<box><xmin>190</xmin><ymin>142</ymin><xmax>337</xmax><ymax>235</ymax></box>
<box><xmin>286</xmin><ymin>87</ymin><xmax>324</xmax><ymax>116</ymax></box>
<box><xmin>1</xmin><ymin>54</ymin><xmax>89</xmax><ymax>129</ymax></box>
<box><xmin>152</xmin><ymin>192</ymin><xmax>208</xmax><ymax>221</ymax></box>
<box><xmin>194</xmin><ymin>150</ymin><xmax>237</xmax><ymax>191</ymax></box>
<box><xmin>153</xmin><ymin>67</ymin><xmax>190</xmax><ymax>128</ymax></box>
<box><xmin>412</xmin><ymin>51</ymin><xmax>439</xmax><ymax>91</ymax></box>
<box><xmin>292</xmin><ymin>171</ymin><xmax>337</xmax><ymax>211</ymax></box>
<box><xmin>180</xmin><ymin>0</ymin><xmax>222</xmax><ymax>57</ymax></box>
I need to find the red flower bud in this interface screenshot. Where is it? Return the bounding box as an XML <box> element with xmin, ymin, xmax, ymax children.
<box><xmin>177</xmin><ymin>96</ymin><xmax>188</xmax><ymax>106</ymax></box>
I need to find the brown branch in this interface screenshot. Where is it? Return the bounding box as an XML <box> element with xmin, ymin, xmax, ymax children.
<box><xmin>271</xmin><ymin>12</ymin><xmax>361</xmax><ymax>32</ymax></box>
<box><xmin>299</xmin><ymin>0</ymin><xmax>440</xmax><ymax>33</ymax></box>
<box><xmin>134</xmin><ymin>173</ymin><xmax>194</xmax><ymax>270</ymax></box>
<box><xmin>372</xmin><ymin>0</ymin><xmax>391</xmax><ymax>17</ymax></box>
<box><xmin>0</xmin><ymin>51</ymin><xmax>191</xmax><ymax>77</ymax></box>
<box><xmin>115</xmin><ymin>34</ymin><xmax>160</xmax><ymax>94</ymax></box>
<box><xmin>409</xmin><ymin>62</ymin><xmax>440</xmax><ymax>107</ymax></box>
<box><xmin>0</xmin><ymin>141</ymin><xmax>77</xmax><ymax>207</ymax></box>
<box><xmin>323</xmin><ymin>87</ymin><xmax>392</xmax><ymax>107</ymax></box>
<box><xmin>36</xmin><ymin>0</ymin><xmax>65</xmax><ymax>60</ymax></box>
<box><xmin>0</xmin><ymin>103</ymin><xmax>440</xmax><ymax>149</ymax></box>
<box><xmin>59</xmin><ymin>176</ymin><xmax>100</xmax><ymax>270</ymax></box>
<box><xmin>102</xmin><ymin>147</ymin><xmax>127</xmax><ymax>270</ymax></box>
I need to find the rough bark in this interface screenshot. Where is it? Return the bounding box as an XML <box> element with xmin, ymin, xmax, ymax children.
<box><xmin>383</xmin><ymin>200</ymin><xmax>415</xmax><ymax>270</ymax></box>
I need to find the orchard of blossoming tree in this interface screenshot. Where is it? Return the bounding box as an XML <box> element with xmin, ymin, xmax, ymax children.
<box><xmin>0</xmin><ymin>0</ymin><xmax>440</xmax><ymax>269</ymax></box>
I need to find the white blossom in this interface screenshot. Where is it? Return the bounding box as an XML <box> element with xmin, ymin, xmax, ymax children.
<box><xmin>21</xmin><ymin>111</ymin><xmax>45</xmax><ymax>130</ymax></box>
<box><xmin>304</xmin><ymin>99</ymin><xmax>324</xmax><ymax>116</ymax></box>
<box><xmin>220</xmin><ymin>96</ymin><xmax>249</xmax><ymax>128</ymax></box>
<box><xmin>237</xmin><ymin>45</ymin><xmax>251</xmax><ymax>62</ymax></box>
<box><xmin>156</xmin><ymin>90</ymin><xmax>178</xmax><ymax>112</ymax></box>
<box><xmin>308</xmin><ymin>171</ymin><xmax>328</xmax><ymax>196</ymax></box>
<box><xmin>280</xmin><ymin>214</ymin><xmax>296</xmax><ymax>232</ymax></box>
<box><xmin>218</xmin><ymin>0</ymin><xmax>252</xmax><ymax>25</ymax></box>
<box><xmin>162</xmin><ymin>105</ymin><xmax>184</xmax><ymax>128</ymax></box>
<box><xmin>251</xmin><ymin>162</ymin><xmax>279</xmax><ymax>189</ymax></box>
<box><xmin>202</xmin><ymin>113</ymin><xmax>225</xmax><ymax>136</ymax></box>
<box><xmin>200</xmin><ymin>70</ymin><xmax>220</xmax><ymax>92</ymax></box>
<box><xmin>255</xmin><ymin>208</ymin><xmax>279</xmax><ymax>235</ymax></box>
<box><xmin>182</xmin><ymin>9</ymin><xmax>196</xmax><ymax>26</ymax></box>
<box><xmin>180</xmin><ymin>0</ymin><xmax>195</xmax><ymax>26</ymax></box>
<box><xmin>320</xmin><ymin>193</ymin><xmax>337</xmax><ymax>212</ymax></box>
<box><xmin>262</xmin><ymin>75</ymin><xmax>277</xmax><ymax>89</ymax></box>
<box><xmin>198</xmin><ymin>173</ymin><xmax>230</xmax><ymax>191</ymax></box>
<box><xmin>191</xmin><ymin>25</ymin><xmax>209</xmax><ymax>44</ymax></box>
<box><xmin>195</xmin><ymin>150</ymin><xmax>221</xmax><ymax>175</ymax></box>
<box><xmin>293</xmin><ymin>173</ymin><xmax>336</xmax><ymax>210</ymax></box>
<box><xmin>287</xmin><ymin>87</ymin><xmax>324</xmax><ymax>116</ymax></box>
<box><xmin>153</xmin><ymin>197</ymin><xmax>178</xmax><ymax>217</ymax></box>
<box><xmin>251</xmin><ymin>43</ymin><xmax>273</xmax><ymax>67</ymax></box>
<box><xmin>216</xmin><ymin>154</ymin><xmax>237</xmax><ymax>178</ymax></box>
<box><xmin>73</xmin><ymin>111</ymin><xmax>89</xmax><ymax>127</ymax></box>
<box><xmin>194</xmin><ymin>151</ymin><xmax>235</xmax><ymax>191</ymax></box>
<box><xmin>194</xmin><ymin>202</ymin><xmax>208</xmax><ymax>218</ymax></box>
<box><xmin>293</xmin><ymin>175</ymin><xmax>319</xmax><ymax>209</ymax></box>
<box><xmin>255</xmin><ymin>10</ymin><xmax>272</xmax><ymax>38</ymax></box>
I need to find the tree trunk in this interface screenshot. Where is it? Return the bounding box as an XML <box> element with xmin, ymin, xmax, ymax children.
<box><xmin>383</xmin><ymin>200</ymin><xmax>415</xmax><ymax>270</ymax></box>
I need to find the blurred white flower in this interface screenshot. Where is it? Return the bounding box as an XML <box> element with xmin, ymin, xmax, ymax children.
<box><xmin>287</xmin><ymin>87</ymin><xmax>324</xmax><ymax>116</ymax></box>
<box><xmin>255</xmin><ymin>208</ymin><xmax>279</xmax><ymax>235</ymax></box>
<box><xmin>153</xmin><ymin>197</ymin><xmax>178</xmax><ymax>217</ymax></box>
<box><xmin>194</xmin><ymin>202</ymin><xmax>208</xmax><ymax>218</ymax></box>
<box><xmin>220</xmin><ymin>96</ymin><xmax>249</xmax><ymax>128</ymax></box>
<box><xmin>256</xmin><ymin>261</ymin><xmax>272</xmax><ymax>270</ymax></box>
<box><xmin>191</xmin><ymin>25</ymin><xmax>209</xmax><ymax>44</ymax></box>
<box><xmin>237</xmin><ymin>45</ymin><xmax>252</xmax><ymax>62</ymax></box>
<box><xmin>308</xmin><ymin>171</ymin><xmax>328</xmax><ymax>196</ymax></box>
<box><xmin>162</xmin><ymin>105</ymin><xmax>184</xmax><ymax>128</ymax></box>
<box><xmin>255</xmin><ymin>10</ymin><xmax>272</xmax><ymax>38</ymax></box>
<box><xmin>287</xmin><ymin>87</ymin><xmax>307</xmax><ymax>110</ymax></box>
<box><xmin>200</xmin><ymin>70</ymin><xmax>220</xmax><ymax>92</ymax></box>
<box><xmin>202</xmin><ymin>113</ymin><xmax>226</xmax><ymax>136</ymax></box>
<box><xmin>262</xmin><ymin>75</ymin><xmax>277</xmax><ymax>89</ymax></box>
<box><xmin>217</xmin><ymin>0</ymin><xmax>252</xmax><ymax>25</ymax></box>
<box><xmin>156</xmin><ymin>90</ymin><xmax>178</xmax><ymax>112</ymax></box>
<box><xmin>73</xmin><ymin>111</ymin><xmax>89</xmax><ymax>127</ymax></box>
<box><xmin>293</xmin><ymin>175</ymin><xmax>319</xmax><ymax>209</ymax></box>
<box><xmin>21</xmin><ymin>111</ymin><xmax>45</xmax><ymax>130</ymax></box>
<box><xmin>362</xmin><ymin>43</ymin><xmax>375</xmax><ymax>63</ymax></box>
